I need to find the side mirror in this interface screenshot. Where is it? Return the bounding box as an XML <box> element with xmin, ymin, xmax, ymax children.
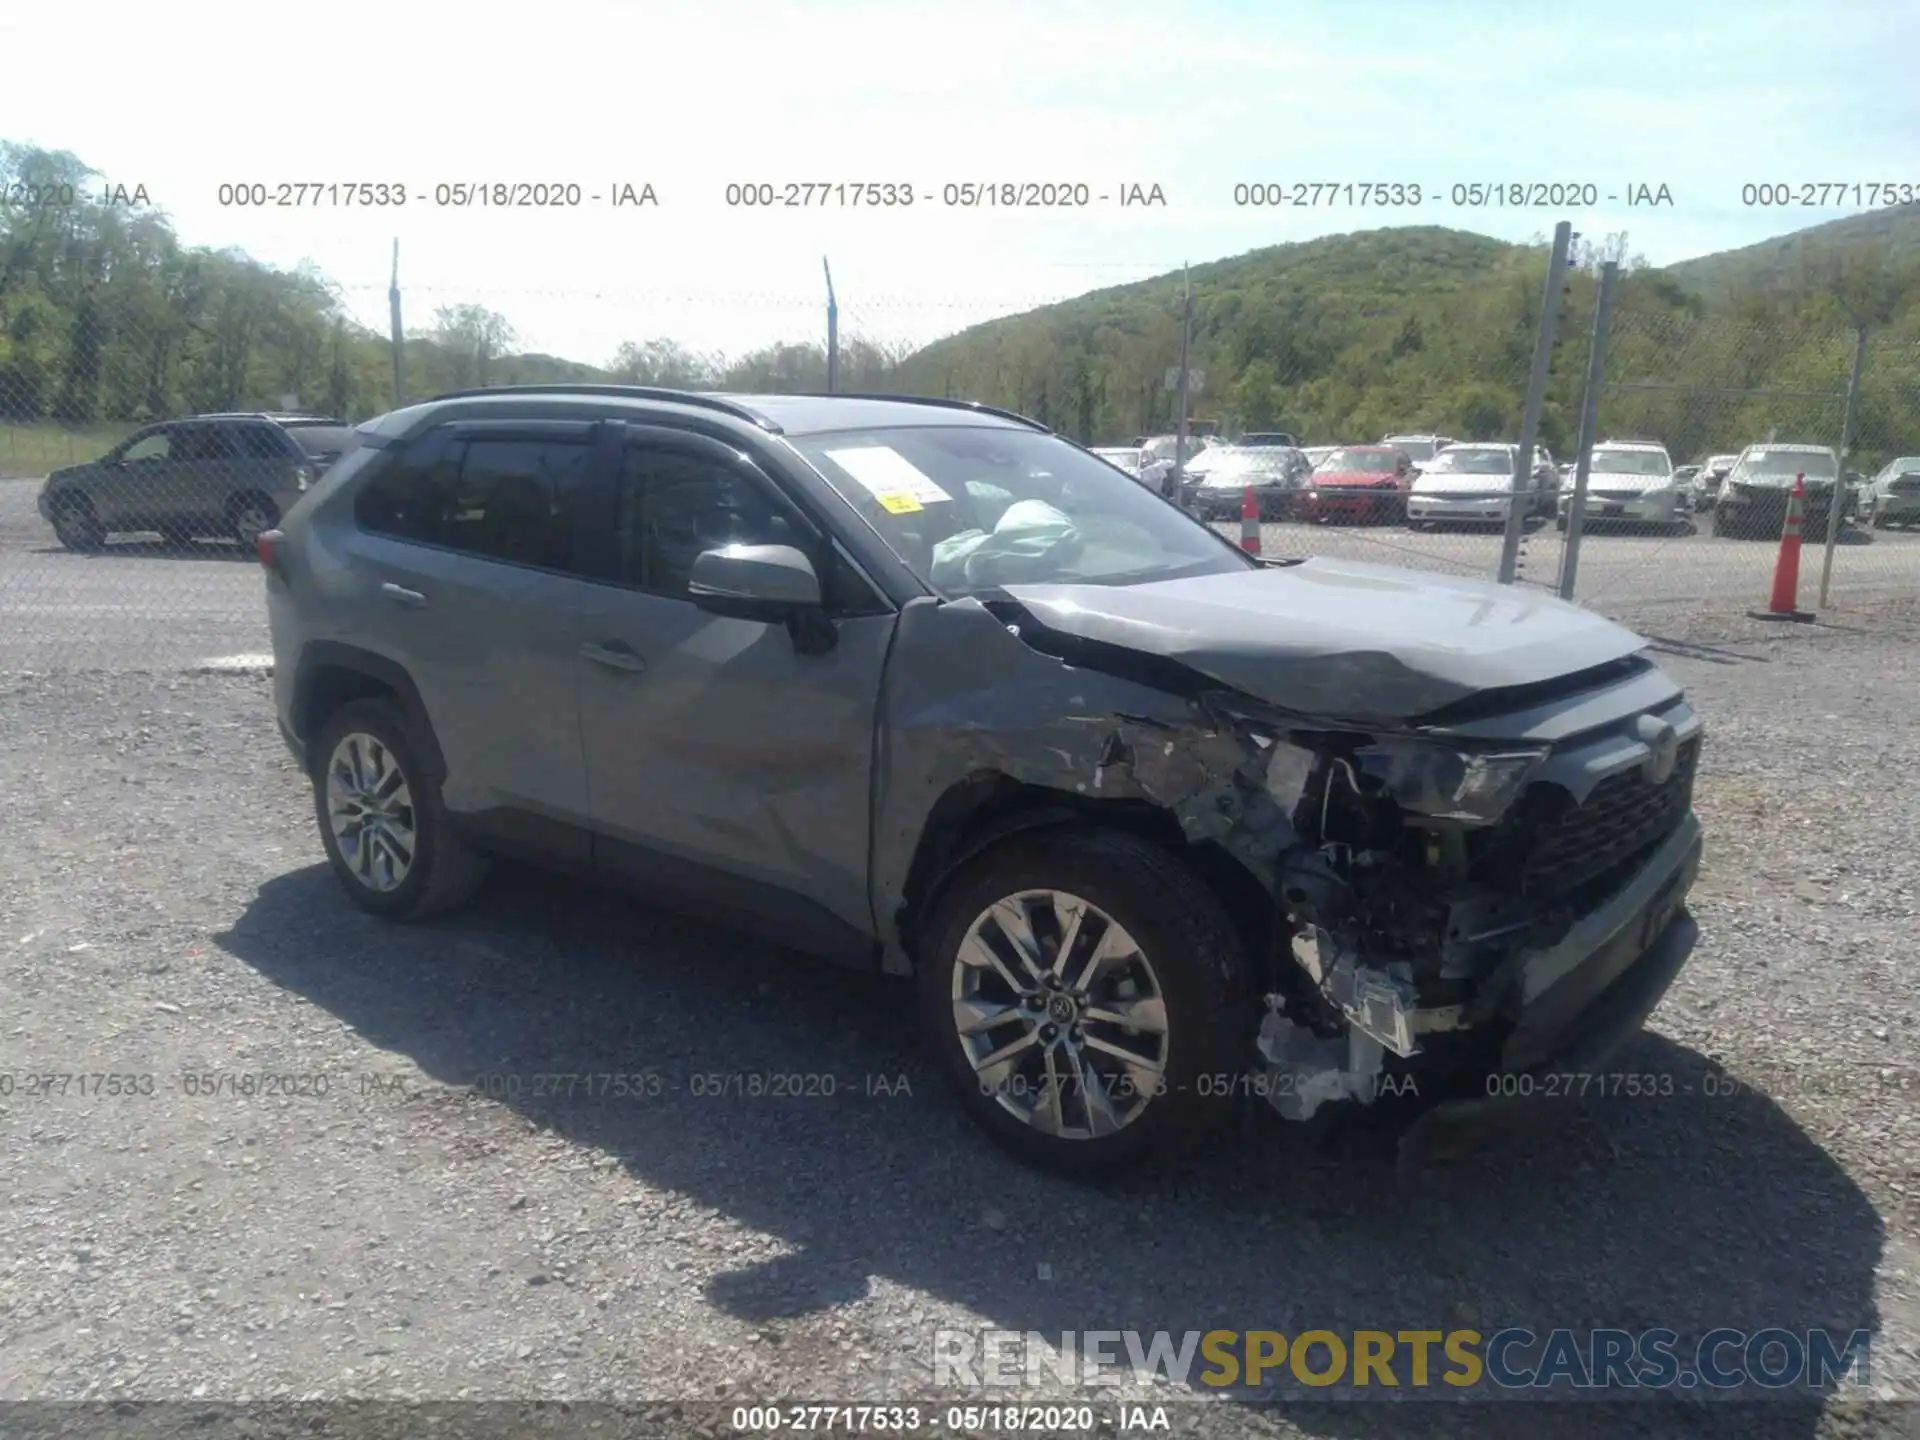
<box><xmin>688</xmin><ymin>543</ymin><xmax>821</xmax><ymax>621</ymax></box>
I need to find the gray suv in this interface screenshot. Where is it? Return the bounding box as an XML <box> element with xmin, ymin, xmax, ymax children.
<box><xmin>263</xmin><ymin>385</ymin><xmax>1705</xmax><ymax>1177</ymax></box>
<box><xmin>40</xmin><ymin>412</ymin><xmax>356</xmax><ymax>550</ymax></box>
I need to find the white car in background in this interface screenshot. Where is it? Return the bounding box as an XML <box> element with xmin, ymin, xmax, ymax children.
<box><xmin>1383</xmin><ymin>433</ymin><xmax>1454</xmax><ymax>470</ymax></box>
<box><xmin>1557</xmin><ymin>441</ymin><xmax>1686</xmax><ymax>531</ymax></box>
<box><xmin>1405</xmin><ymin>442</ymin><xmax>1537</xmax><ymax>526</ymax></box>
<box><xmin>1863</xmin><ymin>456</ymin><xmax>1920</xmax><ymax>529</ymax></box>
<box><xmin>1091</xmin><ymin>446</ymin><xmax>1175</xmax><ymax>496</ymax></box>
<box><xmin>1302</xmin><ymin>446</ymin><xmax>1337</xmax><ymax>469</ymax></box>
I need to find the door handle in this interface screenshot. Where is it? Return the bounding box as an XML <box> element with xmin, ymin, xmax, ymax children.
<box><xmin>380</xmin><ymin>582</ymin><xmax>428</xmax><ymax>608</ymax></box>
<box><xmin>581</xmin><ymin>640</ymin><xmax>648</xmax><ymax>673</ymax></box>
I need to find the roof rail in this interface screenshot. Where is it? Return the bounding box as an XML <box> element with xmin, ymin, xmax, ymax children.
<box><xmin>801</xmin><ymin>392</ymin><xmax>1051</xmax><ymax>431</ymax></box>
<box><xmin>423</xmin><ymin>384</ymin><xmax>781</xmax><ymax>432</ymax></box>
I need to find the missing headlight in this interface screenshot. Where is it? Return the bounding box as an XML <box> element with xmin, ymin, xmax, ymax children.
<box><xmin>1353</xmin><ymin>740</ymin><xmax>1546</xmax><ymax>825</ymax></box>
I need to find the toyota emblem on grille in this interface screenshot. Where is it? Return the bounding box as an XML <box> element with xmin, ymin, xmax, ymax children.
<box><xmin>1635</xmin><ymin>714</ymin><xmax>1681</xmax><ymax>784</ymax></box>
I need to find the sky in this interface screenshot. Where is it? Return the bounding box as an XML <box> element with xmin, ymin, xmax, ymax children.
<box><xmin>3</xmin><ymin>0</ymin><xmax>1914</xmax><ymax>367</ymax></box>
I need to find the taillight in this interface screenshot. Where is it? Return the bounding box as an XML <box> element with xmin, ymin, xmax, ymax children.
<box><xmin>256</xmin><ymin>528</ymin><xmax>284</xmax><ymax>573</ymax></box>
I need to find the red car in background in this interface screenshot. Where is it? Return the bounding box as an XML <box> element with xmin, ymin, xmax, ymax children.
<box><xmin>1293</xmin><ymin>445</ymin><xmax>1414</xmax><ymax>524</ymax></box>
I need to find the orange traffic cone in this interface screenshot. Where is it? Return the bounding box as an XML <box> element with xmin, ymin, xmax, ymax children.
<box><xmin>1240</xmin><ymin>485</ymin><xmax>1261</xmax><ymax>554</ymax></box>
<box><xmin>1749</xmin><ymin>474</ymin><xmax>1814</xmax><ymax>622</ymax></box>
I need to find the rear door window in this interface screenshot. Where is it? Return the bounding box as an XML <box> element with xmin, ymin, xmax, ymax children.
<box><xmin>354</xmin><ymin>431</ymin><xmax>591</xmax><ymax>572</ymax></box>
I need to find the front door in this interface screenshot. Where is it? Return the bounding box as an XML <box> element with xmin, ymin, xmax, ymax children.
<box><xmin>574</xmin><ymin>427</ymin><xmax>895</xmax><ymax>959</ymax></box>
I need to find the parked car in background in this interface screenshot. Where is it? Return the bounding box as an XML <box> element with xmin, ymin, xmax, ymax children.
<box><xmin>1382</xmin><ymin>433</ymin><xmax>1454</xmax><ymax>469</ymax></box>
<box><xmin>1711</xmin><ymin>443</ymin><xmax>1845</xmax><ymax>540</ymax></box>
<box><xmin>1672</xmin><ymin>464</ymin><xmax>1702</xmax><ymax>508</ymax></box>
<box><xmin>1294</xmin><ymin>445</ymin><xmax>1415</xmax><ymax>524</ymax></box>
<box><xmin>1557</xmin><ymin>441</ymin><xmax>1685</xmax><ymax>532</ymax></box>
<box><xmin>1181</xmin><ymin>445</ymin><xmax>1312</xmax><ymax>520</ymax></box>
<box><xmin>1693</xmin><ymin>453</ymin><xmax>1738</xmax><ymax>511</ymax></box>
<box><xmin>39</xmin><ymin>411</ymin><xmax>353</xmax><ymax>551</ymax></box>
<box><xmin>1238</xmin><ymin>431</ymin><xmax>1302</xmax><ymax>448</ymax></box>
<box><xmin>1863</xmin><ymin>456</ymin><xmax>1920</xmax><ymax>529</ymax></box>
<box><xmin>1406</xmin><ymin>442</ymin><xmax>1543</xmax><ymax>527</ymax></box>
<box><xmin>1302</xmin><ymin>446</ymin><xmax>1337</xmax><ymax>469</ymax></box>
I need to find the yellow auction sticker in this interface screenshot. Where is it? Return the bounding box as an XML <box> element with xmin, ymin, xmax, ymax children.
<box><xmin>875</xmin><ymin>492</ymin><xmax>923</xmax><ymax>514</ymax></box>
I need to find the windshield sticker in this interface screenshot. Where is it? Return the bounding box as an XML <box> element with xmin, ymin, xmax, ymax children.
<box><xmin>826</xmin><ymin>446</ymin><xmax>954</xmax><ymax>505</ymax></box>
<box><xmin>873</xmin><ymin>491</ymin><xmax>924</xmax><ymax>514</ymax></box>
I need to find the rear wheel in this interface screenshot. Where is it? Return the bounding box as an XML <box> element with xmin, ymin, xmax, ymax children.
<box><xmin>311</xmin><ymin>698</ymin><xmax>490</xmax><ymax>920</ymax></box>
<box><xmin>228</xmin><ymin>493</ymin><xmax>280</xmax><ymax>547</ymax></box>
<box><xmin>916</xmin><ymin>828</ymin><xmax>1254</xmax><ymax>1179</ymax></box>
<box><xmin>49</xmin><ymin>492</ymin><xmax>105</xmax><ymax>552</ymax></box>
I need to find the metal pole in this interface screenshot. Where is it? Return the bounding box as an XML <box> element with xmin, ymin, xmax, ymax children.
<box><xmin>1172</xmin><ymin>266</ymin><xmax>1193</xmax><ymax>498</ymax></box>
<box><xmin>1816</xmin><ymin>326</ymin><xmax>1868</xmax><ymax>608</ymax></box>
<box><xmin>1558</xmin><ymin>261</ymin><xmax>1619</xmax><ymax>600</ymax></box>
<box><xmin>823</xmin><ymin>257</ymin><xmax>839</xmax><ymax>394</ymax></box>
<box><xmin>1498</xmin><ymin>221</ymin><xmax>1574</xmax><ymax>584</ymax></box>
<box><xmin>388</xmin><ymin>240</ymin><xmax>405</xmax><ymax>408</ymax></box>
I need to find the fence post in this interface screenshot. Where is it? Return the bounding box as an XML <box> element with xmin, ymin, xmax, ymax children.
<box><xmin>388</xmin><ymin>239</ymin><xmax>405</xmax><ymax>408</ymax></box>
<box><xmin>1172</xmin><ymin>265</ymin><xmax>1194</xmax><ymax>494</ymax></box>
<box><xmin>1816</xmin><ymin>326</ymin><xmax>1868</xmax><ymax>608</ymax></box>
<box><xmin>1558</xmin><ymin>260</ymin><xmax>1619</xmax><ymax>600</ymax></box>
<box><xmin>1499</xmin><ymin>220</ymin><xmax>1574</xmax><ymax>584</ymax></box>
<box><xmin>823</xmin><ymin>257</ymin><xmax>839</xmax><ymax>394</ymax></box>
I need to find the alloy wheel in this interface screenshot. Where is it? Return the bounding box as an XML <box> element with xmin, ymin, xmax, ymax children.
<box><xmin>324</xmin><ymin>731</ymin><xmax>417</xmax><ymax>892</ymax></box>
<box><xmin>950</xmin><ymin>889</ymin><xmax>1170</xmax><ymax>1139</ymax></box>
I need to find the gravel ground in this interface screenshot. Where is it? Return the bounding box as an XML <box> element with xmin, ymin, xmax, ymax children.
<box><xmin>2</xmin><ymin>596</ymin><xmax>1918</xmax><ymax>1440</ymax></box>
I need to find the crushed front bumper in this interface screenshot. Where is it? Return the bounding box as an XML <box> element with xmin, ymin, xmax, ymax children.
<box><xmin>1395</xmin><ymin>812</ymin><xmax>1703</xmax><ymax>1165</ymax></box>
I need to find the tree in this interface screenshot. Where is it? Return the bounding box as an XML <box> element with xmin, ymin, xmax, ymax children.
<box><xmin>430</xmin><ymin>303</ymin><xmax>516</xmax><ymax>388</ymax></box>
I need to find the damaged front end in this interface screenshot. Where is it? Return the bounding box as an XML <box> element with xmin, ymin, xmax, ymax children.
<box><xmin>1088</xmin><ymin>677</ymin><xmax>1703</xmax><ymax>1129</ymax></box>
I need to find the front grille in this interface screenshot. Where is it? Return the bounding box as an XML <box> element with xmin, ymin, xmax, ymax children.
<box><xmin>1470</xmin><ymin>736</ymin><xmax>1699</xmax><ymax>905</ymax></box>
<box><xmin>1889</xmin><ymin>476</ymin><xmax>1920</xmax><ymax>494</ymax></box>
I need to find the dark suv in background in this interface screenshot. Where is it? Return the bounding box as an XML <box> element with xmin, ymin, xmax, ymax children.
<box><xmin>261</xmin><ymin>384</ymin><xmax>1705</xmax><ymax>1178</ymax></box>
<box><xmin>39</xmin><ymin>412</ymin><xmax>356</xmax><ymax>550</ymax></box>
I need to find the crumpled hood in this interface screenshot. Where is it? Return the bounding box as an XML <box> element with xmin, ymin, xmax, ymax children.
<box><xmin>1000</xmin><ymin>555</ymin><xmax>1648</xmax><ymax>720</ymax></box>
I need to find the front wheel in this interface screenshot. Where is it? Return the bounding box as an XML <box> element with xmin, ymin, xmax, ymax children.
<box><xmin>49</xmin><ymin>493</ymin><xmax>105</xmax><ymax>552</ymax></box>
<box><xmin>916</xmin><ymin>828</ymin><xmax>1253</xmax><ymax>1179</ymax></box>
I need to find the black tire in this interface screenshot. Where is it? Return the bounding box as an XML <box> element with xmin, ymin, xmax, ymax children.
<box><xmin>915</xmin><ymin>827</ymin><xmax>1254</xmax><ymax>1180</ymax></box>
<box><xmin>49</xmin><ymin>492</ymin><xmax>105</xmax><ymax>552</ymax></box>
<box><xmin>310</xmin><ymin>697</ymin><xmax>490</xmax><ymax>920</ymax></box>
<box><xmin>227</xmin><ymin>492</ymin><xmax>280</xmax><ymax>546</ymax></box>
<box><xmin>1710</xmin><ymin>507</ymin><xmax>1733</xmax><ymax>538</ymax></box>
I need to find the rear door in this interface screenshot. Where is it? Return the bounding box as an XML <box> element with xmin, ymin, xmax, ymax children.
<box><xmin>342</xmin><ymin>418</ymin><xmax>611</xmax><ymax>860</ymax></box>
<box><xmin>572</xmin><ymin>425</ymin><xmax>896</xmax><ymax>959</ymax></box>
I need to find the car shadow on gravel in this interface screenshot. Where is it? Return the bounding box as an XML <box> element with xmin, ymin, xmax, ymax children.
<box><xmin>217</xmin><ymin>863</ymin><xmax>1883</xmax><ymax>1434</ymax></box>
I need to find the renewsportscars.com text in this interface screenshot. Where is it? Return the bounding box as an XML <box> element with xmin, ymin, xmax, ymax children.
<box><xmin>933</xmin><ymin>1326</ymin><xmax>1873</xmax><ymax>1395</ymax></box>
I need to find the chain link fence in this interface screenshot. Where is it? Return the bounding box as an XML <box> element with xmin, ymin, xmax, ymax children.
<box><xmin>2</xmin><ymin>256</ymin><xmax>1917</xmax><ymax>671</ymax></box>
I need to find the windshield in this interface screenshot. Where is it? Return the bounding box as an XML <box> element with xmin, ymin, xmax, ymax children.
<box><xmin>1319</xmin><ymin>448</ymin><xmax>1400</xmax><ymax>474</ymax></box>
<box><xmin>790</xmin><ymin>426</ymin><xmax>1255</xmax><ymax>598</ymax></box>
<box><xmin>280</xmin><ymin>424</ymin><xmax>360</xmax><ymax>460</ymax></box>
<box><xmin>1425</xmin><ymin>447</ymin><xmax>1514</xmax><ymax>475</ymax></box>
<box><xmin>1736</xmin><ymin>448</ymin><xmax>1840</xmax><ymax>480</ymax></box>
<box><xmin>1591</xmin><ymin>448</ymin><xmax>1672</xmax><ymax>476</ymax></box>
<box><xmin>1384</xmin><ymin>437</ymin><xmax>1438</xmax><ymax>461</ymax></box>
<box><xmin>1202</xmin><ymin>449</ymin><xmax>1299</xmax><ymax>482</ymax></box>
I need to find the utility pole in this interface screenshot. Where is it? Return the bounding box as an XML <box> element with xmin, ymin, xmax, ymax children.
<box><xmin>1557</xmin><ymin>260</ymin><xmax>1619</xmax><ymax>599</ymax></box>
<box><xmin>388</xmin><ymin>239</ymin><xmax>405</xmax><ymax>408</ymax></box>
<box><xmin>1817</xmin><ymin>326</ymin><xmax>1868</xmax><ymax>607</ymax></box>
<box><xmin>1172</xmin><ymin>266</ymin><xmax>1193</xmax><ymax>495</ymax></box>
<box><xmin>1499</xmin><ymin>221</ymin><xmax>1574</xmax><ymax>584</ymax></box>
<box><xmin>823</xmin><ymin>258</ymin><xmax>839</xmax><ymax>394</ymax></box>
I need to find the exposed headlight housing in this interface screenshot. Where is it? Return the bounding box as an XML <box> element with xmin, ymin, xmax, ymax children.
<box><xmin>1352</xmin><ymin>739</ymin><xmax>1547</xmax><ymax>824</ymax></box>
